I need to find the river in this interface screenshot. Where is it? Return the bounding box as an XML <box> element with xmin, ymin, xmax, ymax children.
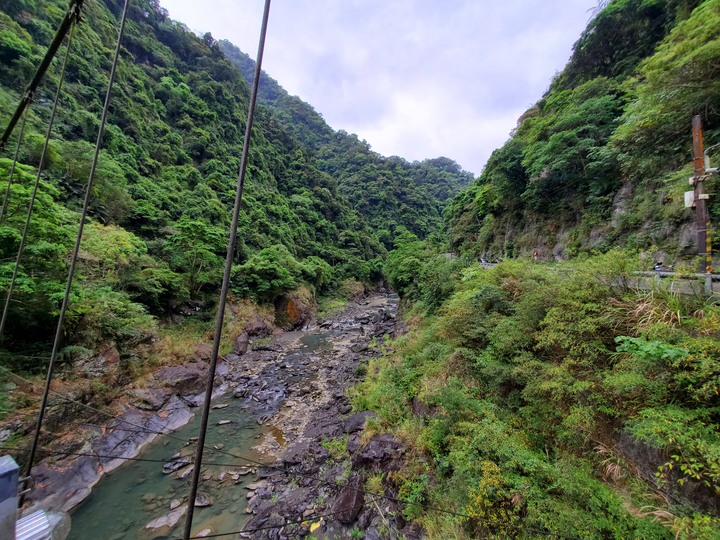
<box><xmin>64</xmin><ymin>306</ymin><xmax>380</xmax><ymax>539</ymax></box>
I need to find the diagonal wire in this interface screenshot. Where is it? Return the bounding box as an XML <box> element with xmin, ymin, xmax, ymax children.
<box><xmin>183</xmin><ymin>1</ymin><xmax>272</xmax><ymax>538</ymax></box>
<box><xmin>23</xmin><ymin>0</ymin><xmax>131</xmax><ymax>493</ymax></box>
<box><xmin>0</xmin><ymin>21</ymin><xmax>78</xmax><ymax>343</ymax></box>
<box><xmin>176</xmin><ymin>510</ymin><xmax>347</xmax><ymax>539</ymax></box>
<box><xmin>0</xmin><ymin>106</ymin><xmax>30</xmax><ymax>222</ymax></box>
<box><xmin>0</xmin><ymin>363</ymin><xmax>585</xmax><ymax>539</ymax></box>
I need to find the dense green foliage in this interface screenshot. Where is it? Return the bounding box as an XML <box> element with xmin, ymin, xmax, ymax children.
<box><xmin>446</xmin><ymin>0</ymin><xmax>719</xmax><ymax>261</ymax></box>
<box><xmin>361</xmin><ymin>248</ymin><xmax>720</xmax><ymax>538</ymax></box>
<box><xmin>363</xmin><ymin>3</ymin><xmax>720</xmax><ymax>537</ymax></box>
<box><xmin>220</xmin><ymin>40</ymin><xmax>474</xmax><ymax>247</ymax></box>
<box><xmin>0</xmin><ymin>0</ymin><xmax>467</xmax><ymax>358</ymax></box>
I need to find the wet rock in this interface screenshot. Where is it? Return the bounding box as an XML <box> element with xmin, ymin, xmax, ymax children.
<box><xmin>195</xmin><ymin>529</ymin><xmax>213</xmax><ymax>538</ymax></box>
<box><xmin>217</xmin><ymin>419</ymin><xmax>232</xmax><ymax>425</ymax></box>
<box><xmin>176</xmin><ymin>465</ymin><xmax>194</xmax><ymax>479</ymax></box>
<box><xmin>233</xmin><ymin>332</ymin><xmax>250</xmax><ymax>355</ymax></box>
<box><xmin>350</xmin><ymin>343</ymin><xmax>368</xmax><ymax>353</ymax></box>
<box><xmin>343</xmin><ymin>411</ymin><xmax>378</xmax><ymax>434</ymax></box>
<box><xmin>194</xmin><ymin>491</ymin><xmax>213</xmax><ymax>507</ymax></box>
<box><xmin>211</xmin><ymin>403</ymin><xmax>229</xmax><ymax>410</ymax></box>
<box><xmin>163</xmin><ymin>456</ymin><xmax>191</xmax><ymax>474</ymax></box>
<box><xmin>169</xmin><ymin>499</ymin><xmax>182</xmax><ymax>510</ymax></box>
<box><xmin>144</xmin><ymin>505</ymin><xmax>186</xmax><ymax>531</ymax></box>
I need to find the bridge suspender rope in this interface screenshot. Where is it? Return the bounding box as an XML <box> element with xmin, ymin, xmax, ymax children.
<box><xmin>21</xmin><ymin>0</ymin><xmax>131</xmax><ymax>502</ymax></box>
<box><xmin>182</xmin><ymin>1</ymin><xmax>272</xmax><ymax>537</ymax></box>
<box><xmin>0</xmin><ymin>0</ymin><xmax>85</xmax><ymax>151</ymax></box>
<box><xmin>0</xmin><ymin>21</ymin><xmax>78</xmax><ymax>342</ymax></box>
<box><xmin>0</xmin><ymin>108</ymin><xmax>29</xmax><ymax>222</ymax></box>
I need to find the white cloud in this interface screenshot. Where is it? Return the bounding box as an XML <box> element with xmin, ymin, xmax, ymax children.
<box><xmin>160</xmin><ymin>0</ymin><xmax>598</xmax><ymax>175</ymax></box>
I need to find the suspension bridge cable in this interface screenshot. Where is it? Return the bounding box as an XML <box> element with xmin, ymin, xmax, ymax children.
<box><xmin>0</xmin><ymin>21</ymin><xmax>78</xmax><ymax>343</ymax></box>
<box><xmin>23</xmin><ymin>0</ymin><xmax>131</xmax><ymax>496</ymax></box>
<box><xmin>0</xmin><ymin>446</ymin><xmax>262</xmax><ymax>470</ymax></box>
<box><xmin>0</xmin><ymin>107</ymin><xmax>30</xmax><ymax>222</ymax></box>
<box><xmin>174</xmin><ymin>510</ymin><xmax>347</xmax><ymax>540</ymax></box>
<box><xmin>0</xmin><ymin>0</ymin><xmax>84</xmax><ymax>150</ymax></box>
<box><xmin>0</xmin><ymin>363</ymin><xmax>258</xmax><ymax>462</ymax></box>
<box><xmin>0</xmin><ymin>361</ymin><xmax>585</xmax><ymax>539</ymax></box>
<box><xmin>183</xmin><ymin>1</ymin><xmax>272</xmax><ymax>538</ymax></box>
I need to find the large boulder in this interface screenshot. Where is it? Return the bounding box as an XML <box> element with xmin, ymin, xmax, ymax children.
<box><xmin>274</xmin><ymin>289</ymin><xmax>315</xmax><ymax>329</ymax></box>
<box><xmin>144</xmin><ymin>505</ymin><xmax>187</xmax><ymax>531</ymax></box>
<box><xmin>232</xmin><ymin>332</ymin><xmax>250</xmax><ymax>355</ymax></box>
<box><xmin>342</xmin><ymin>411</ymin><xmax>378</xmax><ymax>434</ymax></box>
<box><xmin>245</xmin><ymin>315</ymin><xmax>270</xmax><ymax>337</ymax></box>
<box><xmin>154</xmin><ymin>361</ymin><xmax>211</xmax><ymax>395</ymax></box>
<box><xmin>130</xmin><ymin>388</ymin><xmax>172</xmax><ymax>411</ymax></box>
<box><xmin>352</xmin><ymin>434</ymin><xmax>405</xmax><ymax>471</ymax></box>
<box><xmin>331</xmin><ymin>473</ymin><xmax>364</xmax><ymax>524</ymax></box>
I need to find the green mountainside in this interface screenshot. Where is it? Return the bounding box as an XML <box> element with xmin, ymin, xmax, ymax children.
<box><xmin>362</xmin><ymin>2</ymin><xmax>720</xmax><ymax>538</ymax></box>
<box><xmin>446</xmin><ymin>0</ymin><xmax>718</xmax><ymax>263</ymax></box>
<box><xmin>2</xmin><ymin>0</ymin><xmax>720</xmax><ymax>537</ymax></box>
<box><xmin>219</xmin><ymin>40</ymin><xmax>474</xmax><ymax>247</ymax></box>
<box><xmin>0</xmin><ymin>0</ymin><xmax>467</xmax><ymax>355</ymax></box>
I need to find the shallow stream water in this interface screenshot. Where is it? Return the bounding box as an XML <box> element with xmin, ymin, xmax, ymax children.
<box><xmin>67</xmin><ymin>332</ymin><xmax>336</xmax><ymax>540</ymax></box>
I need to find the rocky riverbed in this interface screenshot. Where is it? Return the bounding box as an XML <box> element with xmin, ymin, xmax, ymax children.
<box><xmin>23</xmin><ymin>291</ymin><xmax>416</xmax><ymax>539</ymax></box>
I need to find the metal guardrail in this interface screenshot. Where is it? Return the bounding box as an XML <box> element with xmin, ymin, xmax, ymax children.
<box><xmin>634</xmin><ymin>270</ymin><xmax>720</xmax><ymax>280</ymax></box>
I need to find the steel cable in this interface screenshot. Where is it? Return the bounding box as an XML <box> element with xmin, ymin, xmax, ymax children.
<box><xmin>0</xmin><ymin>363</ymin><xmax>584</xmax><ymax>539</ymax></box>
<box><xmin>0</xmin><ymin>108</ymin><xmax>30</xmax><ymax>222</ymax></box>
<box><xmin>0</xmin><ymin>22</ymin><xmax>78</xmax><ymax>342</ymax></box>
<box><xmin>23</xmin><ymin>0</ymin><xmax>131</xmax><ymax>494</ymax></box>
<box><xmin>183</xmin><ymin>1</ymin><xmax>272</xmax><ymax>538</ymax></box>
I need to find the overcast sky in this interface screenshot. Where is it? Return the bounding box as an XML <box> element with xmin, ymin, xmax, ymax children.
<box><xmin>160</xmin><ymin>0</ymin><xmax>599</xmax><ymax>176</ymax></box>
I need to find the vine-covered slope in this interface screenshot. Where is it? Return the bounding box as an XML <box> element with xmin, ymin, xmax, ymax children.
<box><xmin>445</xmin><ymin>0</ymin><xmax>718</xmax><ymax>263</ymax></box>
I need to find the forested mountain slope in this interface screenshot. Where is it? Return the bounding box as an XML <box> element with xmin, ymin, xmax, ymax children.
<box><xmin>446</xmin><ymin>0</ymin><xmax>719</xmax><ymax>263</ymax></box>
<box><xmin>359</xmin><ymin>2</ymin><xmax>720</xmax><ymax>538</ymax></box>
<box><xmin>220</xmin><ymin>40</ymin><xmax>474</xmax><ymax>247</ymax></box>
<box><xmin>0</xmin><ymin>0</ymin><xmax>446</xmax><ymax>355</ymax></box>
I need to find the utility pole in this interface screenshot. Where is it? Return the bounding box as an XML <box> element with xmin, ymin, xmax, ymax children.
<box><xmin>692</xmin><ymin>115</ymin><xmax>711</xmax><ymax>273</ymax></box>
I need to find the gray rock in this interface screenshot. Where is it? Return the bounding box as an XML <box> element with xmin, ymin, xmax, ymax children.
<box><xmin>163</xmin><ymin>456</ymin><xmax>191</xmax><ymax>474</ymax></box>
<box><xmin>342</xmin><ymin>411</ymin><xmax>378</xmax><ymax>434</ymax></box>
<box><xmin>339</xmin><ymin>403</ymin><xmax>352</xmax><ymax>414</ymax></box>
<box><xmin>347</xmin><ymin>433</ymin><xmax>361</xmax><ymax>454</ymax></box>
<box><xmin>233</xmin><ymin>332</ymin><xmax>250</xmax><ymax>355</ymax></box>
<box><xmin>194</xmin><ymin>491</ymin><xmax>213</xmax><ymax>507</ymax></box>
<box><xmin>245</xmin><ymin>315</ymin><xmax>270</xmax><ymax>337</ymax></box>
<box><xmin>331</xmin><ymin>473</ymin><xmax>364</xmax><ymax>523</ymax></box>
<box><xmin>144</xmin><ymin>505</ymin><xmax>186</xmax><ymax>530</ymax></box>
<box><xmin>154</xmin><ymin>362</ymin><xmax>209</xmax><ymax>395</ymax></box>
<box><xmin>352</xmin><ymin>434</ymin><xmax>404</xmax><ymax>470</ymax></box>
<box><xmin>129</xmin><ymin>389</ymin><xmax>172</xmax><ymax>411</ymax></box>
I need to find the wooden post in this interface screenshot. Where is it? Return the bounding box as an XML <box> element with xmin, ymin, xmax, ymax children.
<box><xmin>692</xmin><ymin>115</ymin><xmax>709</xmax><ymax>273</ymax></box>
